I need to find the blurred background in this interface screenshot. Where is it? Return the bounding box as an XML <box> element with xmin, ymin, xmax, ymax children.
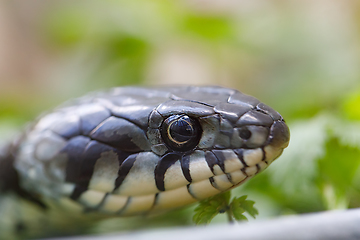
<box><xmin>1</xmin><ymin>0</ymin><xmax>360</xmax><ymax>235</ymax></box>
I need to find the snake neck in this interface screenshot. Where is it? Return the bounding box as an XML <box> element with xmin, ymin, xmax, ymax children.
<box><xmin>0</xmin><ymin>143</ymin><xmax>46</xmax><ymax>209</ymax></box>
<box><xmin>0</xmin><ymin>143</ymin><xmax>106</xmax><ymax>239</ymax></box>
<box><xmin>0</xmin><ymin>143</ymin><xmax>43</xmax><ymax>238</ymax></box>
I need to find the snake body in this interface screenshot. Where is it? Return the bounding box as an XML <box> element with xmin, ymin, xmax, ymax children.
<box><xmin>0</xmin><ymin>86</ymin><xmax>289</xmax><ymax>238</ymax></box>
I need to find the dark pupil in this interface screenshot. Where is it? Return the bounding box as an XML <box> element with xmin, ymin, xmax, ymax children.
<box><xmin>239</xmin><ymin>128</ymin><xmax>252</xmax><ymax>140</ymax></box>
<box><xmin>169</xmin><ymin>118</ymin><xmax>194</xmax><ymax>143</ymax></box>
<box><xmin>161</xmin><ymin>115</ymin><xmax>202</xmax><ymax>152</ymax></box>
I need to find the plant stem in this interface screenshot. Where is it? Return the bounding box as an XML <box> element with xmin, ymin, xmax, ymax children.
<box><xmin>226</xmin><ymin>208</ymin><xmax>234</xmax><ymax>224</ymax></box>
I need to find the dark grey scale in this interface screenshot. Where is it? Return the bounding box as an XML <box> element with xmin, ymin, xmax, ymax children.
<box><xmin>114</xmin><ymin>154</ymin><xmax>138</xmax><ymax>191</ymax></box>
<box><xmin>154</xmin><ymin>153</ymin><xmax>182</xmax><ymax>191</ymax></box>
<box><xmin>256</xmin><ymin>103</ymin><xmax>282</xmax><ymax>121</ymax></box>
<box><xmin>156</xmin><ymin>100</ymin><xmax>215</xmax><ymax>117</ymax></box>
<box><xmin>148</xmin><ymin>109</ymin><xmax>164</xmax><ymax>129</ymax></box>
<box><xmin>107</xmin><ymin>104</ymin><xmax>158</xmax><ymax>129</ymax></box>
<box><xmin>89</xmin><ymin>116</ymin><xmax>151</xmax><ymax>152</ymax></box>
<box><xmin>219</xmin><ymin>117</ymin><xmax>233</xmax><ymax>132</ymax></box>
<box><xmin>214</xmin><ymin>102</ymin><xmax>252</xmax><ymax>124</ymax></box>
<box><xmin>214</xmin><ymin>132</ymin><xmax>231</xmax><ymax>149</ymax></box>
<box><xmin>213</xmin><ymin>116</ymin><xmax>235</xmax><ymax>149</ymax></box>
<box><xmin>236</xmin><ymin>110</ymin><xmax>274</xmax><ymax>127</ymax></box>
<box><xmin>50</xmin><ymin>113</ymin><xmax>81</xmax><ymax>139</ymax></box>
<box><xmin>78</xmin><ymin>103</ymin><xmax>111</xmax><ymax>136</ymax></box>
<box><xmin>146</xmin><ymin>128</ymin><xmax>162</xmax><ymax>145</ymax></box>
<box><xmin>63</xmin><ymin>136</ymin><xmax>91</xmax><ymax>183</ymax></box>
<box><xmin>227</xmin><ymin>91</ymin><xmax>261</xmax><ymax>108</ymax></box>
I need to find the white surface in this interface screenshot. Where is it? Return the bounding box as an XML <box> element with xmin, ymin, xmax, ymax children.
<box><xmin>50</xmin><ymin>208</ymin><xmax>360</xmax><ymax>240</ymax></box>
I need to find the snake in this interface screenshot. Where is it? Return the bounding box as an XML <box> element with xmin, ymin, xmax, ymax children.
<box><xmin>0</xmin><ymin>86</ymin><xmax>290</xmax><ymax>239</ymax></box>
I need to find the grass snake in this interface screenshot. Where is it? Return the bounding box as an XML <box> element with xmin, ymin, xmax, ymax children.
<box><xmin>0</xmin><ymin>86</ymin><xmax>290</xmax><ymax>239</ymax></box>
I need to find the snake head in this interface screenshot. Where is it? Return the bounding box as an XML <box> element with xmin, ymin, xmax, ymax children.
<box><xmin>142</xmin><ymin>86</ymin><xmax>289</xmax><ymax>213</ymax></box>
<box><xmin>14</xmin><ymin>86</ymin><xmax>289</xmax><ymax>216</ymax></box>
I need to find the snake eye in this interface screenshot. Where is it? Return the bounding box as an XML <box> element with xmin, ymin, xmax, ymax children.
<box><xmin>161</xmin><ymin>114</ymin><xmax>202</xmax><ymax>152</ymax></box>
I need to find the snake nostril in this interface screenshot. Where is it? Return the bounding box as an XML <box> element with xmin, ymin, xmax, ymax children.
<box><xmin>239</xmin><ymin>127</ymin><xmax>252</xmax><ymax>140</ymax></box>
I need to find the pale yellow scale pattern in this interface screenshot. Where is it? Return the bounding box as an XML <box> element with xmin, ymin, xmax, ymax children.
<box><xmin>76</xmin><ymin>146</ymin><xmax>269</xmax><ymax>216</ymax></box>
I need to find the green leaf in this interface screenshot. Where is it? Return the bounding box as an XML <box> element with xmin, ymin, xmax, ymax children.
<box><xmin>230</xmin><ymin>195</ymin><xmax>258</xmax><ymax>220</ymax></box>
<box><xmin>317</xmin><ymin>138</ymin><xmax>360</xmax><ymax>209</ymax></box>
<box><xmin>229</xmin><ymin>201</ymin><xmax>246</xmax><ymax>221</ymax></box>
<box><xmin>192</xmin><ymin>192</ymin><xmax>231</xmax><ymax>225</ymax></box>
<box><xmin>193</xmin><ymin>193</ymin><xmax>259</xmax><ymax>225</ymax></box>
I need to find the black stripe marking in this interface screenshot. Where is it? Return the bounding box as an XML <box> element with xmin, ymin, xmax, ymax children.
<box><xmin>117</xmin><ymin>197</ymin><xmax>132</xmax><ymax>215</ymax></box>
<box><xmin>233</xmin><ymin>149</ymin><xmax>248</xmax><ymax>167</ymax></box>
<box><xmin>186</xmin><ymin>184</ymin><xmax>198</xmax><ymax>199</ymax></box>
<box><xmin>255</xmin><ymin>164</ymin><xmax>261</xmax><ymax>174</ymax></box>
<box><xmin>114</xmin><ymin>154</ymin><xmax>138</xmax><ymax>191</ymax></box>
<box><xmin>261</xmin><ymin>147</ymin><xmax>266</xmax><ymax>161</ymax></box>
<box><xmin>226</xmin><ymin>173</ymin><xmax>234</xmax><ymax>185</ymax></box>
<box><xmin>241</xmin><ymin>168</ymin><xmax>248</xmax><ymax>177</ymax></box>
<box><xmin>181</xmin><ymin>154</ymin><xmax>192</xmax><ymax>182</ymax></box>
<box><xmin>84</xmin><ymin>192</ymin><xmax>110</xmax><ymax>213</ymax></box>
<box><xmin>70</xmin><ymin>185</ymin><xmax>87</xmax><ymax>200</ymax></box>
<box><xmin>205</xmin><ymin>151</ymin><xmax>225</xmax><ymax>173</ymax></box>
<box><xmin>149</xmin><ymin>193</ymin><xmax>160</xmax><ymax>211</ymax></box>
<box><xmin>205</xmin><ymin>151</ymin><xmax>217</xmax><ymax>174</ymax></box>
<box><xmin>209</xmin><ymin>177</ymin><xmax>220</xmax><ymax>190</ymax></box>
<box><xmin>208</xmin><ymin>150</ymin><xmax>234</xmax><ymax>183</ymax></box>
<box><xmin>154</xmin><ymin>153</ymin><xmax>181</xmax><ymax>191</ymax></box>
<box><xmin>69</xmin><ymin>140</ymin><xmax>113</xmax><ymax>200</ymax></box>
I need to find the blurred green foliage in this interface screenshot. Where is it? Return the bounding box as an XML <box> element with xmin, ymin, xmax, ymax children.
<box><xmin>1</xmin><ymin>0</ymin><xmax>360</xmax><ymax>235</ymax></box>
